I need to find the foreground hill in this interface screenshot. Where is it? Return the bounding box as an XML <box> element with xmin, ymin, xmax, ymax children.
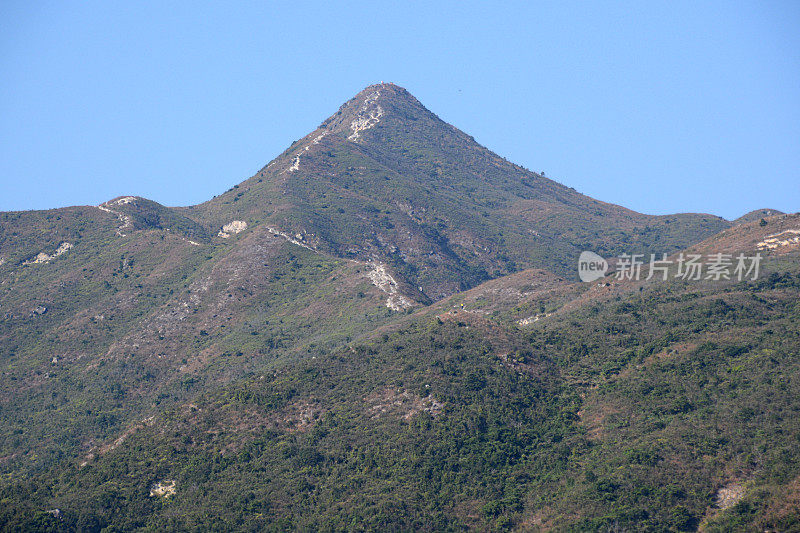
<box><xmin>2</xmin><ymin>208</ymin><xmax>798</xmax><ymax>530</ymax></box>
<box><xmin>0</xmin><ymin>201</ymin><xmax>430</xmax><ymax>479</ymax></box>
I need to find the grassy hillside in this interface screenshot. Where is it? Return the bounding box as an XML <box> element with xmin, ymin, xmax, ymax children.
<box><xmin>2</xmin><ymin>215</ymin><xmax>797</xmax><ymax>531</ymax></box>
<box><xmin>0</xmin><ymin>210</ymin><xmax>414</xmax><ymax>479</ymax></box>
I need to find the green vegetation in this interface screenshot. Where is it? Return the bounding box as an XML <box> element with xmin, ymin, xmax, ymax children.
<box><xmin>1</xmin><ymin>247</ymin><xmax>798</xmax><ymax>530</ymax></box>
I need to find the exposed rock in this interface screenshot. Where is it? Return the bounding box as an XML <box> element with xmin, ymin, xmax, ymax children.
<box><xmin>367</xmin><ymin>263</ymin><xmax>413</xmax><ymax>311</ymax></box>
<box><xmin>107</xmin><ymin>196</ymin><xmax>137</xmax><ymax>206</ymax></box>
<box><xmin>218</xmin><ymin>220</ymin><xmax>248</xmax><ymax>238</ymax></box>
<box><xmin>348</xmin><ymin>90</ymin><xmax>384</xmax><ymax>141</ymax></box>
<box><xmin>288</xmin><ymin>154</ymin><xmax>301</xmax><ymax>172</ymax></box>
<box><xmin>24</xmin><ymin>242</ymin><xmax>73</xmax><ymax>265</ymax></box>
<box><xmin>758</xmin><ymin>229</ymin><xmax>800</xmax><ymax>250</ymax></box>
<box><xmin>149</xmin><ymin>479</ymin><xmax>176</xmax><ymax>498</ymax></box>
<box><xmin>366</xmin><ymin>388</ymin><xmax>443</xmax><ymax>420</ymax></box>
<box><xmin>715</xmin><ymin>483</ymin><xmax>745</xmax><ymax>510</ymax></box>
<box><xmin>518</xmin><ymin>313</ymin><xmax>551</xmax><ymax>326</ymax></box>
<box><xmin>265</xmin><ymin>226</ymin><xmax>316</xmax><ymax>251</ymax></box>
<box><xmin>285</xmin><ymin>131</ymin><xmax>329</xmax><ymax>173</ymax></box>
<box><xmin>312</xmin><ymin>131</ymin><xmax>328</xmax><ymax>145</ymax></box>
<box><xmin>386</xmin><ymin>294</ymin><xmax>413</xmax><ymax>311</ymax></box>
<box><xmin>97</xmin><ymin>198</ymin><xmax>135</xmax><ymax>236</ymax></box>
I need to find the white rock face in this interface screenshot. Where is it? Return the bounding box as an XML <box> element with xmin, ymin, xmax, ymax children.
<box><xmin>218</xmin><ymin>220</ymin><xmax>248</xmax><ymax>238</ymax></box>
<box><xmin>518</xmin><ymin>314</ymin><xmax>552</xmax><ymax>326</ymax></box>
<box><xmin>107</xmin><ymin>196</ymin><xmax>137</xmax><ymax>206</ymax></box>
<box><xmin>367</xmin><ymin>263</ymin><xmax>413</xmax><ymax>311</ymax></box>
<box><xmin>24</xmin><ymin>242</ymin><xmax>73</xmax><ymax>265</ymax></box>
<box><xmin>758</xmin><ymin>229</ymin><xmax>800</xmax><ymax>250</ymax></box>
<box><xmin>286</xmin><ymin>131</ymin><xmax>329</xmax><ymax>172</ymax></box>
<box><xmin>149</xmin><ymin>480</ymin><xmax>176</xmax><ymax>498</ymax></box>
<box><xmin>265</xmin><ymin>226</ymin><xmax>316</xmax><ymax>251</ymax></box>
<box><xmin>348</xmin><ymin>91</ymin><xmax>383</xmax><ymax>141</ymax></box>
<box><xmin>288</xmin><ymin>154</ymin><xmax>301</xmax><ymax>172</ymax></box>
<box><xmin>97</xmin><ymin>198</ymin><xmax>135</xmax><ymax>236</ymax></box>
<box><xmin>386</xmin><ymin>294</ymin><xmax>414</xmax><ymax>312</ymax></box>
<box><xmin>715</xmin><ymin>483</ymin><xmax>745</xmax><ymax>510</ymax></box>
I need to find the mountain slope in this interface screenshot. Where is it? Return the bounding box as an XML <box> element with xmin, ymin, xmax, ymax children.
<box><xmin>733</xmin><ymin>208</ymin><xmax>784</xmax><ymax>225</ymax></box>
<box><xmin>191</xmin><ymin>83</ymin><xmax>730</xmax><ymax>299</ymax></box>
<box><xmin>2</xmin><ymin>214</ymin><xmax>797</xmax><ymax>531</ymax></box>
<box><xmin>0</xmin><ymin>205</ymin><xmax>416</xmax><ymax>476</ymax></box>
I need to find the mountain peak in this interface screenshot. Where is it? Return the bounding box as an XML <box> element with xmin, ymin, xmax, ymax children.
<box><xmin>202</xmin><ymin>82</ymin><xmax>731</xmax><ymax>299</ymax></box>
<box><xmin>319</xmin><ymin>82</ymin><xmax>427</xmax><ymax>138</ymax></box>
<box><xmin>353</xmin><ymin>82</ymin><xmax>414</xmax><ymax>102</ymax></box>
<box><xmin>733</xmin><ymin>208</ymin><xmax>785</xmax><ymax>224</ymax></box>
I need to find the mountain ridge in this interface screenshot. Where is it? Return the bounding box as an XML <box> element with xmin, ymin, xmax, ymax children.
<box><xmin>1</xmin><ymin>83</ymin><xmax>769</xmax><ymax>306</ymax></box>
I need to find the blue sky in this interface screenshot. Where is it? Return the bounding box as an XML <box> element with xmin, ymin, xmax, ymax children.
<box><xmin>1</xmin><ymin>1</ymin><xmax>798</xmax><ymax>219</ymax></box>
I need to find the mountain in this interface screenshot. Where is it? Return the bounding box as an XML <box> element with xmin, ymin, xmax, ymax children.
<box><xmin>190</xmin><ymin>83</ymin><xmax>731</xmax><ymax>299</ymax></box>
<box><xmin>0</xmin><ymin>84</ymin><xmax>797</xmax><ymax>531</ymax></box>
<box><xmin>733</xmin><ymin>208</ymin><xmax>784</xmax><ymax>225</ymax></box>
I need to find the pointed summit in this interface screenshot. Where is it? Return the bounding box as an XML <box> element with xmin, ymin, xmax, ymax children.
<box><xmin>320</xmin><ymin>82</ymin><xmax>431</xmax><ymax>140</ymax></box>
<box><xmin>197</xmin><ymin>83</ymin><xmax>731</xmax><ymax>299</ymax></box>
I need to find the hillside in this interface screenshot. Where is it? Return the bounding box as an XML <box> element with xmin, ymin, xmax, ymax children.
<box><xmin>2</xmin><ymin>214</ymin><xmax>798</xmax><ymax>531</ymax></box>
<box><xmin>0</xmin><ymin>83</ymin><xmax>796</xmax><ymax>531</ymax></box>
<box><xmin>733</xmin><ymin>209</ymin><xmax>784</xmax><ymax>225</ymax></box>
<box><xmin>190</xmin><ymin>83</ymin><xmax>731</xmax><ymax>298</ymax></box>
<box><xmin>0</xmin><ymin>203</ymin><xmax>417</xmax><ymax>478</ymax></box>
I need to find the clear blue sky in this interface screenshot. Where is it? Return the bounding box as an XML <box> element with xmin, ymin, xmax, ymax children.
<box><xmin>1</xmin><ymin>1</ymin><xmax>798</xmax><ymax>219</ymax></box>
